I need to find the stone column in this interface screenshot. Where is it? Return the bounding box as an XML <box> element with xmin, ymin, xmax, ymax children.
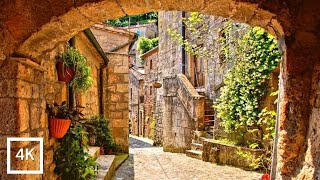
<box><xmin>276</xmin><ymin>32</ymin><xmax>318</xmax><ymax>178</ymax></box>
<box><xmin>0</xmin><ymin>58</ymin><xmax>56</xmax><ymax>179</ymax></box>
<box><xmin>104</xmin><ymin>54</ymin><xmax>129</xmax><ymax>153</ymax></box>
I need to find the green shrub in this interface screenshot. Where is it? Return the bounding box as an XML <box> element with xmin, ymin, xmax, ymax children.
<box><xmin>84</xmin><ymin>115</ymin><xmax>115</xmax><ymax>151</ymax></box>
<box><xmin>137</xmin><ymin>37</ymin><xmax>159</xmax><ymax>54</ymax></box>
<box><xmin>54</xmin><ymin>124</ymin><xmax>99</xmax><ymax>180</ymax></box>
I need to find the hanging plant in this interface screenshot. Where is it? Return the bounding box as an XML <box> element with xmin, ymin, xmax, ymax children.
<box><xmin>57</xmin><ymin>45</ymin><xmax>93</xmax><ymax>93</ymax></box>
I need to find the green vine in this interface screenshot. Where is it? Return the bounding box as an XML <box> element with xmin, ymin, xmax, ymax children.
<box><xmin>60</xmin><ymin>46</ymin><xmax>93</xmax><ymax>93</ymax></box>
<box><xmin>216</xmin><ymin>27</ymin><xmax>281</xmax><ymax>132</ymax></box>
<box><xmin>167</xmin><ymin>12</ymin><xmax>281</xmax><ymax>172</ymax></box>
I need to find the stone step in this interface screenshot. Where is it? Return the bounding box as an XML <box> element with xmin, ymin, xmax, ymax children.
<box><xmin>191</xmin><ymin>142</ymin><xmax>203</xmax><ymax>151</ymax></box>
<box><xmin>85</xmin><ymin>146</ymin><xmax>101</xmax><ymax>159</ymax></box>
<box><xmin>95</xmin><ymin>155</ymin><xmax>116</xmax><ymax>180</ymax></box>
<box><xmin>186</xmin><ymin>150</ymin><xmax>203</xmax><ymax>160</ymax></box>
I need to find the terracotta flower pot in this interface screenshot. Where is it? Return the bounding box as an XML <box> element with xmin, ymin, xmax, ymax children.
<box><xmin>49</xmin><ymin>118</ymin><xmax>71</xmax><ymax>138</ymax></box>
<box><xmin>56</xmin><ymin>61</ymin><xmax>75</xmax><ymax>82</ymax></box>
<box><xmin>153</xmin><ymin>82</ymin><xmax>162</xmax><ymax>88</ymax></box>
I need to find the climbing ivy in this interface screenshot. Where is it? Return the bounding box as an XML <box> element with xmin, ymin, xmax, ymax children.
<box><xmin>216</xmin><ymin>27</ymin><xmax>281</xmax><ymax>132</ymax></box>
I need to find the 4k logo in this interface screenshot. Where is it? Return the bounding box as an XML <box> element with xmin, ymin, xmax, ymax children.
<box><xmin>7</xmin><ymin>137</ymin><xmax>43</xmax><ymax>174</ymax></box>
<box><xmin>15</xmin><ymin>148</ymin><xmax>35</xmax><ymax>161</ymax></box>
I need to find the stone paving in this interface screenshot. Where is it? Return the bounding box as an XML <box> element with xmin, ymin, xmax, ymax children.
<box><xmin>113</xmin><ymin>135</ymin><xmax>262</xmax><ymax>180</ymax></box>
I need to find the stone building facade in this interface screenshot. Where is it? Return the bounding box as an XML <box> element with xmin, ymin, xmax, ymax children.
<box><xmin>129</xmin><ymin>67</ymin><xmax>145</xmax><ymax>136</ymax></box>
<box><xmin>141</xmin><ymin>47</ymin><xmax>159</xmax><ymax>139</ymax></box>
<box><xmin>91</xmin><ymin>24</ymin><xmax>136</xmax><ymax>152</ymax></box>
<box><xmin>0</xmin><ymin>29</ymin><xmax>108</xmax><ymax>179</ymax></box>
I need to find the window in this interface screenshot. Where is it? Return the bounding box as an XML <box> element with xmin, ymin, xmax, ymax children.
<box><xmin>150</xmin><ymin>86</ymin><xmax>152</xmax><ymax>95</ymax></box>
<box><xmin>150</xmin><ymin>60</ymin><xmax>153</xmax><ymax>70</ymax></box>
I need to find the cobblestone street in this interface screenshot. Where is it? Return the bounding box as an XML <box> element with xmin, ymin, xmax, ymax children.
<box><xmin>113</xmin><ymin>136</ymin><xmax>262</xmax><ymax>180</ymax></box>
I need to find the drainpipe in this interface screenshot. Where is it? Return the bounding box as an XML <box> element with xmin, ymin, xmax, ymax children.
<box><xmin>181</xmin><ymin>11</ymin><xmax>186</xmax><ymax>75</ymax></box>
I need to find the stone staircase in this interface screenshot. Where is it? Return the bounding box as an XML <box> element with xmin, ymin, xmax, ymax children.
<box><xmin>86</xmin><ymin>146</ymin><xmax>116</xmax><ymax>180</ymax></box>
<box><xmin>197</xmin><ymin>91</ymin><xmax>215</xmax><ymax>137</ymax></box>
<box><xmin>186</xmin><ymin>137</ymin><xmax>206</xmax><ymax>160</ymax></box>
<box><xmin>186</xmin><ymin>91</ymin><xmax>214</xmax><ymax>160</ymax></box>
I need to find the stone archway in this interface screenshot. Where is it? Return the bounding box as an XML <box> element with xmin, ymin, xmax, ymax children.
<box><xmin>0</xmin><ymin>0</ymin><xmax>320</xmax><ymax>179</ymax></box>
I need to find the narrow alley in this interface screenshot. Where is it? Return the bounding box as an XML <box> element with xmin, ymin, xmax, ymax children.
<box><xmin>113</xmin><ymin>136</ymin><xmax>262</xmax><ymax>180</ymax></box>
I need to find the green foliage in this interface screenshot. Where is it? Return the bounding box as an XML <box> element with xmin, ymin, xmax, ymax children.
<box><xmin>216</xmin><ymin>27</ymin><xmax>280</xmax><ymax>173</ymax></box>
<box><xmin>168</xmin><ymin>12</ymin><xmax>248</xmax><ymax>60</ymax></box>
<box><xmin>104</xmin><ymin>12</ymin><xmax>158</xmax><ymax>27</ymax></box>
<box><xmin>216</xmin><ymin>27</ymin><xmax>281</xmax><ymax>132</ymax></box>
<box><xmin>137</xmin><ymin>37</ymin><xmax>159</xmax><ymax>54</ymax></box>
<box><xmin>169</xmin><ymin>12</ymin><xmax>280</xmax><ymax>173</ymax></box>
<box><xmin>211</xmin><ymin>138</ymin><xmax>237</xmax><ymax>146</ymax></box>
<box><xmin>46</xmin><ymin>101</ymin><xmax>85</xmax><ymax>122</ymax></box>
<box><xmin>54</xmin><ymin>124</ymin><xmax>99</xmax><ymax>180</ymax></box>
<box><xmin>60</xmin><ymin>46</ymin><xmax>93</xmax><ymax>93</ymax></box>
<box><xmin>149</xmin><ymin>116</ymin><xmax>156</xmax><ymax>140</ymax></box>
<box><xmin>83</xmin><ymin>115</ymin><xmax>116</xmax><ymax>151</ymax></box>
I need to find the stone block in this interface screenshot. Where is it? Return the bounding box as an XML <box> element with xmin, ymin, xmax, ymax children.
<box><xmin>110</xmin><ymin>119</ymin><xmax>129</xmax><ymax>128</ymax></box>
<box><xmin>0</xmin><ymin>132</ymin><xmax>30</xmax><ymax>149</ymax></box>
<box><xmin>114</xmin><ymin>66</ymin><xmax>128</xmax><ymax>74</ymax></box>
<box><xmin>0</xmin><ymin>98</ymin><xmax>29</xmax><ymax>134</ymax></box>
<box><xmin>116</xmin><ymin>103</ymin><xmax>128</xmax><ymax>110</ymax></box>
<box><xmin>44</xmin><ymin>150</ymin><xmax>54</xmax><ymax>169</ymax></box>
<box><xmin>16</xmin><ymin>80</ymin><xmax>33</xmax><ymax>98</ymax></box>
<box><xmin>122</xmin><ymin>111</ymin><xmax>129</xmax><ymax>119</ymax></box>
<box><xmin>106</xmin><ymin>85</ymin><xmax>116</xmax><ymax>92</ymax></box>
<box><xmin>30</xmin><ymin>102</ymin><xmax>41</xmax><ymax>130</ymax></box>
<box><xmin>109</xmin><ymin>112</ymin><xmax>123</xmax><ymax>119</ymax></box>
<box><xmin>108</xmin><ymin>74</ymin><xmax>122</xmax><ymax>84</ymax></box>
<box><xmin>49</xmin><ymin>163</ymin><xmax>56</xmax><ymax>172</ymax></box>
<box><xmin>110</xmin><ymin>93</ymin><xmax>122</xmax><ymax>102</ymax></box>
<box><xmin>116</xmin><ymin>84</ymin><xmax>128</xmax><ymax>93</ymax></box>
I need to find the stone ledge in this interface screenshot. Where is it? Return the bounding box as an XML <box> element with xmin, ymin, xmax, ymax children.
<box><xmin>95</xmin><ymin>155</ymin><xmax>116</xmax><ymax>180</ymax></box>
<box><xmin>85</xmin><ymin>146</ymin><xmax>101</xmax><ymax>159</ymax></box>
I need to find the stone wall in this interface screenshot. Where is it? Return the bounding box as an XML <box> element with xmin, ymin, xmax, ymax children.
<box><xmin>295</xmin><ymin>62</ymin><xmax>320</xmax><ymax>179</ymax></box>
<box><xmin>75</xmin><ymin>32</ymin><xmax>103</xmax><ymax>117</ymax></box>
<box><xmin>91</xmin><ymin>24</ymin><xmax>135</xmax><ymax>152</ymax></box>
<box><xmin>143</xmin><ymin>48</ymin><xmax>159</xmax><ymax>139</ymax></box>
<box><xmin>162</xmin><ymin>75</ymin><xmax>204</xmax><ymax>152</ymax></box>
<box><xmin>0</xmin><ymin>57</ymin><xmax>58</xmax><ymax>180</ymax></box>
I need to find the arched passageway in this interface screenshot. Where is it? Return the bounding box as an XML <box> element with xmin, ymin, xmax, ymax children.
<box><xmin>0</xmin><ymin>0</ymin><xmax>319</xmax><ymax>179</ymax></box>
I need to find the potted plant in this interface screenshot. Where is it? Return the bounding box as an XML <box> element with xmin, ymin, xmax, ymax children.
<box><xmin>83</xmin><ymin>115</ymin><xmax>115</xmax><ymax>154</ymax></box>
<box><xmin>56</xmin><ymin>46</ymin><xmax>78</xmax><ymax>82</ymax></box>
<box><xmin>46</xmin><ymin>102</ymin><xmax>72</xmax><ymax>138</ymax></box>
<box><xmin>57</xmin><ymin>46</ymin><xmax>93</xmax><ymax>93</ymax></box>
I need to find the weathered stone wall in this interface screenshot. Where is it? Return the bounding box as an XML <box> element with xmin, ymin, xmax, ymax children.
<box><xmin>75</xmin><ymin>32</ymin><xmax>103</xmax><ymax>117</ymax></box>
<box><xmin>162</xmin><ymin>75</ymin><xmax>204</xmax><ymax>152</ymax></box>
<box><xmin>0</xmin><ymin>57</ymin><xmax>58</xmax><ymax>180</ymax></box>
<box><xmin>162</xmin><ymin>77</ymin><xmax>194</xmax><ymax>152</ymax></box>
<box><xmin>129</xmin><ymin>68</ymin><xmax>144</xmax><ymax>136</ymax></box>
<box><xmin>155</xmin><ymin>11</ymin><xmax>184</xmax><ymax>148</ymax></box>
<box><xmin>143</xmin><ymin>48</ymin><xmax>159</xmax><ymax>139</ymax></box>
<box><xmin>91</xmin><ymin>24</ymin><xmax>135</xmax><ymax>152</ymax></box>
<box><xmin>295</xmin><ymin>62</ymin><xmax>320</xmax><ymax>179</ymax></box>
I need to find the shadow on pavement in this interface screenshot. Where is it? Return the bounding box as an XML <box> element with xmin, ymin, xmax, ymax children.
<box><xmin>113</xmin><ymin>153</ymin><xmax>135</xmax><ymax>180</ymax></box>
<box><xmin>129</xmin><ymin>136</ymin><xmax>154</xmax><ymax>149</ymax></box>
